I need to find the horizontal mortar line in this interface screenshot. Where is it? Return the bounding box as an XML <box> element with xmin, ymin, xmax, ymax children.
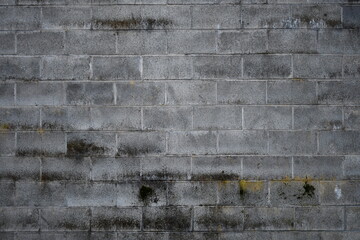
<box><xmin>9</xmin><ymin>3</ymin><xmax>352</xmax><ymax>6</ymax></box>
<box><xmin>0</xmin><ymin>27</ymin><xmax>354</xmax><ymax>32</ymax></box>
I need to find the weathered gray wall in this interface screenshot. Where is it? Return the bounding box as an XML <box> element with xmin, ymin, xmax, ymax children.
<box><xmin>0</xmin><ymin>0</ymin><xmax>360</xmax><ymax>239</ymax></box>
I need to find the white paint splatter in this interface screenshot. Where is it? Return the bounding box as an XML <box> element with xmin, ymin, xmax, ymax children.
<box><xmin>334</xmin><ymin>185</ymin><xmax>342</xmax><ymax>200</ymax></box>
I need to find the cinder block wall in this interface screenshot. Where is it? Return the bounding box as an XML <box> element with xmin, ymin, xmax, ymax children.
<box><xmin>0</xmin><ymin>0</ymin><xmax>360</xmax><ymax>239</ymax></box>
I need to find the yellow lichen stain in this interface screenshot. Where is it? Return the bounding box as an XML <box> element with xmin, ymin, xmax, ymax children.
<box><xmin>272</xmin><ymin>176</ymin><xmax>315</xmax><ymax>183</ymax></box>
<box><xmin>292</xmin><ymin>78</ymin><xmax>304</xmax><ymax>82</ymax></box>
<box><xmin>239</xmin><ymin>180</ymin><xmax>264</xmax><ymax>192</ymax></box>
<box><xmin>129</xmin><ymin>80</ymin><xmax>136</xmax><ymax>86</ymax></box>
<box><xmin>218</xmin><ymin>180</ymin><xmax>232</xmax><ymax>189</ymax></box>
<box><xmin>37</xmin><ymin>128</ymin><xmax>45</xmax><ymax>135</ymax></box>
<box><xmin>0</xmin><ymin>123</ymin><xmax>11</xmax><ymax>131</ymax></box>
<box><xmin>217</xmin><ymin>224</ymin><xmax>222</xmax><ymax>232</ymax></box>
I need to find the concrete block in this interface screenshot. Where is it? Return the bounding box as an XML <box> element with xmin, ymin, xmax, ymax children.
<box><xmin>0</xmin><ymin>181</ymin><xmax>15</xmax><ymax>206</ymax></box>
<box><xmin>0</xmin><ymin>7</ymin><xmax>40</xmax><ymax>30</ymax></box>
<box><xmin>320</xmin><ymin>181</ymin><xmax>360</xmax><ymax>205</ymax></box>
<box><xmin>244</xmin><ymin>106</ymin><xmax>292</xmax><ymax>130</ymax></box>
<box><xmin>293</xmin><ymin>55</ymin><xmax>342</xmax><ymax>78</ymax></box>
<box><xmin>343</xmin><ymin>6</ymin><xmax>360</xmax><ymax>28</ymax></box>
<box><xmin>0</xmin><ymin>83</ymin><xmax>14</xmax><ymax>106</ymax></box>
<box><xmin>0</xmin><ymin>157</ymin><xmax>40</xmax><ymax>181</ymax></box>
<box><xmin>0</xmin><ymin>208</ymin><xmax>39</xmax><ymax>231</ymax></box>
<box><xmin>0</xmin><ymin>57</ymin><xmax>40</xmax><ymax>80</ymax></box>
<box><xmin>42</xmin><ymin>7</ymin><xmax>92</xmax><ymax>29</ymax></box>
<box><xmin>66</xmin><ymin>82</ymin><xmax>114</xmax><ymax>106</ymax></box>
<box><xmin>318</xmin><ymin>80</ymin><xmax>360</xmax><ymax>105</ymax></box>
<box><xmin>91</xmin><ymin>107</ymin><xmax>141</xmax><ymax>130</ymax></box>
<box><xmin>217</xmin><ymin>81</ymin><xmax>266</xmax><ymax>105</ymax></box>
<box><xmin>343</xmin><ymin>156</ymin><xmax>360</xmax><ymax>180</ymax></box>
<box><xmin>0</xmin><ymin>107</ymin><xmax>40</xmax><ymax>130</ymax></box>
<box><xmin>91</xmin><ymin>157</ymin><xmax>140</xmax><ymax>181</ymax></box>
<box><xmin>42</xmin><ymin>157</ymin><xmax>90</xmax><ymax>181</ymax></box>
<box><xmin>92</xmin><ymin>57</ymin><xmax>140</xmax><ymax>80</ymax></box>
<box><xmin>116</xmin><ymin>82</ymin><xmax>165</xmax><ymax>106</ymax></box>
<box><xmin>166</xmin><ymin>81</ymin><xmax>216</xmax><ymax>105</ymax></box>
<box><xmin>192</xmin><ymin>5</ymin><xmax>241</xmax><ymax>29</ymax></box>
<box><xmin>243</xmin><ymin>156</ymin><xmax>291</xmax><ymax>180</ymax></box>
<box><xmin>243</xmin><ymin>55</ymin><xmax>292</xmax><ymax>79</ymax></box>
<box><xmin>117</xmin><ymin>31</ymin><xmax>167</xmax><ymax>54</ymax></box>
<box><xmin>295</xmin><ymin>206</ymin><xmax>344</xmax><ymax>230</ymax></box>
<box><xmin>16</xmin><ymin>82</ymin><xmax>64</xmax><ymax>106</ymax></box>
<box><xmin>17</xmin><ymin>32</ymin><xmax>64</xmax><ymax>55</ymax></box>
<box><xmin>143</xmin><ymin>107</ymin><xmax>192</xmax><ymax>130</ymax></box>
<box><xmin>41</xmin><ymin>56</ymin><xmax>90</xmax><ymax>80</ymax></box>
<box><xmin>168</xmin><ymin>131</ymin><xmax>217</xmax><ymax>155</ymax></box>
<box><xmin>344</xmin><ymin>55</ymin><xmax>360</xmax><ymax>78</ymax></box>
<box><xmin>168</xmin><ymin>30</ymin><xmax>215</xmax><ymax>54</ymax></box>
<box><xmin>269</xmin><ymin>131</ymin><xmax>317</xmax><ymax>155</ymax></box>
<box><xmin>143</xmin><ymin>56</ymin><xmax>192</xmax><ymax>80</ymax></box>
<box><xmin>268</xmin><ymin>29</ymin><xmax>317</xmax><ymax>53</ymax></box>
<box><xmin>193</xmin><ymin>56</ymin><xmax>242</xmax><ymax>79</ymax></box>
<box><xmin>244</xmin><ymin>207</ymin><xmax>294</xmax><ymax>230</ymax></box>
<box><xmin>0</xmin><ymin>132</ymin><xmax>15</xmax><ymax>156</ymax></box>
<box><xmin>218</xmin><ymin>30</ymin><xmax>267</xmax><ymax>54</ymax></box>
<box><xmin>346</xmin><ymin>207</ymin><xmax>360</xmax><ymax>230</ymax></box>
<box><xmin>267</xmin><ymin>81</ymin><xmax>317</xmax><ymax>104</ymax></box>
<box><xmin>241</xmin><ymin>5</ymin><xmax>291</xmax><ymax>28</ymax></box>
<box><xmin>0</xmin><ymin>32</ymin><xmax>15</xmax><ymax>54</ymax></box>
<box><xmin>294</xmin><ymin>106</ymin><xmax>343</xmax><ymax>130</ymax></box>
<box><xmin>194</xmin><ymin>106</ymin><xmax>242</xmax><ymax>130</ymax></box>
<box><xmin>319</xmin><ymin>131</ymin><xmax>360</xmax><ymax>155</ymax></box>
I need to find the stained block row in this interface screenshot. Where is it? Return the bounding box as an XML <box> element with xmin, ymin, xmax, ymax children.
<box><xmin>1</xmin><ymin>55</ymin><xmax>360</xmax><ymax>80</ymax></box>
<box><xmin>1</xmin><ymin>155</ymin><xmax>359</xmax><ymax>182</ymax></box>
<box><xmin>1</xmin><ymin>179</ymin><xmax>360</xmax><ymax>207</ymax></box>
<box><xmin>2</xmin><ymin>105</ymin><xmax>359</xmax><ymax>131</ymax></box>
<box><xmin>2</xmin><ymin>5</ymin><xmax>359</xmax><ymax>30</ymax></box>
<box><xmin>2</xmin><ymin>29</ymin><xmax>360</xmax><ymax>56</ymax></box>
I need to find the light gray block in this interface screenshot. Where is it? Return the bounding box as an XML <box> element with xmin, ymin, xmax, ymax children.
<box><xmin>194</xmin><ymin>106</ymin><xmax>242</xmax><ymax>130</ymax></box>
<box><xmin>93</xmin><ymin>57</ymin><xmax>140</xmax><ymax>80</ymax></box>
<box><xmin>217</xmin><ymin>81</ymin><xmax>266</xmax><ymax>105</ymax></box>
<box><xmin>192</xmin><ymin>5</ymin><xmax>241</xmax><ymax>29</ymax></box>
<box><xmin>91</xmin><ymin>157</ymin><xmax>140</xmax><ymax>181</ymax></box>
<box><xmin>0</xmin><ymin>181</ymin><xmax>15</xmax><ymax>206</ymax></box>
<box><xmin>0</xmin><ymin>108</ymin><xmax>39</xmax><ymax>130</ymax></box>
<box><xmin>166</xmin><ymin>81</ymin><xmax>216</xmax><ymax>105</ymax></box>
<box><xmin>294</xmin><ymin>106</ymin><xmax>343</xmax><ymax>130</ymax></box>
<box><xmin>143</xmin><ymin>107</ymin><xmax>192</xmax><ymax>130</ymax></box>
<box><xmin>318</xmin><ymin>29</ymin><xmax>360</xmax><ymax>54</ymax></box>
<box><xmin>218</xmin><ymin>30</ymin><xmax>267</xmax><ymax>54</ymax></box>
<box><xmin>244</xmin><ymin>106</ymin><xmax>292</xmax><ymax>130</ymax></box>
<box><xmin>91</xmin><ymin>107</ymin><xmax>141</xmax><ymax>130</ymax></box>
<box><xmin>0</xmin><ymin>32</ymin><xmax>15</xmax><ymax>54</ymax></box>
<box><xmin>268</xmin><ymin>29</ymin><xmax>317</xmax><ymax>53</ymax></box>
<box><xmin>143</xmin><ymin>56</ymin><xmax>192</xmax><ymax>80</ymax></box>
<box><xmin>218</xmin><ymin>130</ymin><xmax>268</xmax><ymax>155</ymax></box>
<box><xmin>293</xmin><ymin>55</ymin><xmax>342</xmax><ymax>79</ymax></box>
<box><xmin>241</xmin><ymin>5</ymin><xmax>291</xmax><ymax>28</ymax></box>
<box><xmin>42</xmin><ymin>7</ymin><xmax>92</xmax><ymax>29</ymax></box>
<box><xmin>268</xmin><ymin>81</ymin><xmax>317</xmax><ymax>104</ymax></box>
<box><xmin>17</xmin><ymin>32</ymin><xmax>64</xmax><ymax>55</ymax></box>
<box><xmin>168</xmin><ymin>30</ymin><xmax>216</xmax><ymax>54</ymax></box>
<box><xmin>194</xmin><ymin>206</ymin><xmax>244</xmax><ymax>231</ymax></box>
<box><xmin>66</xmin><ymin>82</ymin><xmax>114</xmax><ymax>106</ymax></box>
<box><xmin>41</xmin><ymin>56</ymin><xmax>90</xmax><ymax>80</ymax></box>
<box><xmin>0</xmin><ymin>7</ymin><xmax>41</xmax><ymax>30</ymax></box>
<box><xmin>193</xmin><ymin>56</ymin><xmax>242</xmax><ymax>79</ymax></box>
<box><xmin>17</xmin><ymin>82</ymin><xmax>64</xmax><ymax>106</ymax></box>
<box><xmin>269</xmin><ymin>131</ymin><xmax>317</xmax><ymax>155</ymax></box>
<box><xmin>319</xmin><ymin>131</ymin><xmax>360</xmax><ymax>155</ymax></box>
<box><xmin>320</xmin><ymin>181</ymin><xmax>360</xmax><ymax>205</ymax></box>
<box><xmin>344</xmin><ymin>56</ymin><xmax>360</xmax><ymax>79</ymax></box>
<box><xmin>295</xmin><ymin>207</ymin><xmax>344</xmax><ymax>230</ymax></box>
<box><xmin>17</xmin><ymin>132</ymin><xmax>66</xmax><ymax>157</ymax></box>
<box><xmin>346</xmin><ymin>207</ymin><xmax>360</xmax><ymax>230</ymax></box>
<box><xmin>116</xmin><ymin>82</ymin><xmax>165</xmax><ymax>106</ymax></box>
<box><xmin>117</xmin><ymin>31</ymin><xmax>167</xmax><ymax>54</ymax></box>
<box><xmin>243</xmin><ymin>156</ymin><xmax>292</xmax><ymax>180</ymax></box>
<box><xmin>343</xmin><ymin>156</ymin><xmax>360</xmax><ymax>180</ymax></box>
<box><xmin>318</xmin><ymin>81</ymin><xmax>360</xmax><ymax>105</ymax></box>
<box><xmin>168</xmin><ymin>131</ymin><xmax>217</xmax><ymax>155</ymax></box>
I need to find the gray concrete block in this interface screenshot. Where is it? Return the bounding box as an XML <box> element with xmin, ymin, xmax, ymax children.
<box><xmin>16</xmin><ymin>82</ymin><xmax>64</xmax><ymax>106</ymax></box>
<box><xmin>294</xmin><ymin>106</ymin><xmax>343</xmax><ymax>130</ymax></box>
<box><xmin>293</xmin><ymin>55</ymin><xmax>342</xmax><ymax>78</ymax></box>
<box><xmin>319</xmin><ymin>131</ymin><xmax>360</xmax><ymax>155</ymax></box>
<box><xmin>143</xmin><ymin>206</ymin><xmax>192</xmax><ymax>231</ymax></box>
<box><xmin>271</xmin><ymin>232</ymin><xmax>322</xmax><ymax>240</ymax></box>
<box><xmin>0</xmin><ymin>208</ymin><xmax>39</xmax><ymax>231</ymax></box>
<box><xmin>269</xmin><ymin>131</ymin><xmax>317</xmax><ymax>155</ymax></box>
<box><xmin>292</xmin><ymin>4</ymin><xmax>342</xmax><ymax>29</ymax></box>
<box><xmin>15</xmin><ymin>181</ymin><xmax>66</xmax><ymax>207</ymax></box>
<box><xmin>17</xmin><ymin>32</ymin><xmax>64</xmax><ymax>55</ymax></box>
<box><xmin>218</xmin><ymin>180</ymin><xmax>268</xmax><ymax>206</ymax></box>
<box><xmin>194</xmin><ymin>206</ymin><xmax>244</xmax><ymax>231</ymax></box>
<box><xmin>132</xmin><ymin>181</ymin><xmax>167</xmax><ymax>206</ymax></box>
<box><xmin>42</xmin><ymin>56</ymin><xmax>90</xmax><ymax>80</ymax></box>
<box><xmin>168</xmin><ymin>233</ymin><xmax>218</xmax><ymax>240</ymax></box>
<box><xmin>117</xmin><ymin>232</ymin><xmax>167</xmax><ymax>240</ymax></box>
<box><xmin>241</xmin><ymin>5</ymin><xmax>291</xmax><ymax>28</ymax></box>
<box><xmin>219</xmin><ymin>232</ymin><xmax>272</xmax><ymax>240</ymax></box>
<box><xmin>295</xmin><ymin>207</ymin><xmax>344</xmax><ymax>230</ymax></box>
<box><xmin>18</xmin><ymin>0</ymin><xmax>66</xmax><ymax>4</ymax></box>
<box><xmin>346</xmin><ymin>207</ymin><xmax>360</xmax><ymax>230</ymax></box>
<box><xmin>0</xmin><ymin>157</ymin><xmax>40</xmax><ymax>181</ymax></box>
<box><xmin>143</xmin><ymin>56</ymin><xmax>192</xmax><ymax>80</ymax></box>
<box><xmin>91</xmin><ymin>107</ymin><xmax>141</xmax><ymax>130</ymax></box>
<box><xmin>40</xmin><ymin>207</ymin><xmax>90</xmax><ymax>231</ymax></box>
<box><xmin>219</xmin><ymin>130</ymin><xmax>268</xmax><ymax>155</ymax></box>
<box><xmin>166</xmin><ymin>81</ymin><xmax>216</xmax><ymax>105</ymax></box>
<box><xmin>141</xmin><ymin>156</ymin><xmax>191</xmax><ymax>181</ymax></box>
<box><xmin>0</xmin><ymin>108</ymin><xmax>40</xmax><ymax>130</ymax></box>
<box><xmin>192</xmin><ymin>5</ymin><xmax>241</xmax><ymax>29</ymax></box>
<box><xmin>0</xmin><ymin>0</ymin><xmax>14</xmax><ymax>5</ymax></box>
<box><xmin>42</xmin><ymin>7</ymin><xmax>92</xmax><ymax>29</ymax></box>
<box><xmin>0</xmin><ymin>132</ymin><xmax>15</xmax><ymax>156</ymax></box>
<box><xmin>0</xmin><ymin>32</ymin><xmax>15</xmax><ymax>54</ymax></box>
<box><xmin>0</xmin><ymin>181</ymin><xmax>15</xmax><ymax>206</ymax></box>
<box><xmin>244</xmin><ymin>55</ymin><xmax>292</xmax><ymax>79</ymax></box>
<box><xmin>318</xmin><ymin>80</ymin><xmax>360</xmax><ymax>105</ymax></box>
<box><xmin>17</xmin><ymin>132</ymin><xmax>65</xmax><ymax>157</ymax></box>
<box><xmin>91</xmin><ymin>6</ymin><xmax>140</xmax><ymax>30</ymax></box>
<box><xmin>320</xmin><ymin>181</ymin><xmax>360</xmax><ymax>205</ymax></box>
<box><xmin>65</xmin><ymin>30</ymin><xmax>116</xmax><ymax>55</ymax></box>
<box><xmin>91</xmin><ymin>157</ymin><xmax>140</xmax><ymax>181</ymax></box>
<box><xmin>42</xmin><ymin>157</ymin><xmax>90</xmax><ymax>181</ymax></box>
<box><xmin>116</xmin><ymin>82</ymin><xmax>165</xmax><ymax>106</ymax></box>
<box><xmin>42</xmin><ymin>106</ymin><xmax>92</xmax><ymax>131</ymax></box>
<box><xmin>218</xmin><ymin>30</ymin><xmax>267</xmax><ymax>54</ymax></box>
<box><xmin>0</xmin><ymin>83</ymin><xmax>14</xmax><ymax>106</ymax></box>
<box><xmin>217</xmin><ymin>81</ymin><xmax>266</xmax><ymax>105</ymax></box>
<box><xmin>0</xmin><ymin>232</ymin><xmax>13</xmax><ymax>240</ymax></box>
<box><xmin>194</xmin><ymin>106</ymin><xmax>242</xmax><ymax>130</ymax></box>
<box><xmin>343</xmin><ymin>156</ymin><xmax>360</xmax><ymax>180</ymax></box>
<box><xmin>270</xmin><ymin>180</ymin><xmax>320</xmax><ymax>206</ymax></box>
<box><xmin>294</xmin><ymin>156</ymin><xmax>344</xmax><ymax>180</ymax></box>
<box><xmin>91</xmin><ymin>207</ymin><xmax>141</xmax><ymax>231</ymax></box>
<box><xmin>244</xmin><ymin>207</ymin><xmax>294</xmax><ymax>230</ymax></box>
<box><xmin>0</xmin><ymin>7</ymin><xmax>40</xmax><ymax>30</ymax></box>
<box><xmin>65</xmin><ymin>182</ymin><xmax>117</xmax><ymax>207</ymax></box>
<box><xmin>67</xmin><ymin>132</ymin><xmax>116</xmax><ymax>157</ymax></box>
<box><xmin>168</xmin><ymin>181</ymin><xmax>217</xmax><ymax>205</ymax></box>
<box><xmin>0</xmin><ymin>57</ymin><xmax>40</xmax><ymax>80</ymax></box>
<box><xmin>115</xmin><ymin>182</ymin><xmax>142</xmax><ymax>207</ymax></box>
<box><xmin>93</xmin><ymin>57</ymin><xmax>140</xmax><ymax>80</ymax></box>
<box><xmin>318</xmin><ymin>29</ymin><xmax>360</xmax><ymax>54</ymax></box>
<box><xmin>66</xmin><ymin>82</ymin><xmax>114</xmax><ymax>106</ymax></box>
<box><xmin>192</xmin><ymin>156</ymin><xmax>242</xmax><ymax>181</ymax></box>
<box><xmin>343</xmin><ymin>6</ymin><xmax>360</xmax><ymax>29</ymax></box>
<box><xmin>168</xmin><ymin>131</ymin><xmax>217</xmax><ymax>155</ymax></box>
<box><xmin>143</xmin><ymin>107</ymin><xmax>192</xmax><ymax>130</ymax></box>
<box><xmin>168</xmin><ymin>30</ymin><xmax>216</xmax><ymax>54</ymax></box>
<box><xmin>117</xmin><ymin>131</ymin><xmax>166</xmax><ymax>156</ymax></box>
<box><xmin>117</xmin><ymin>31</ymin><xmax>167</xmax><ymax>54</ymax></box>
<box><xmin>193</xmin><ymin>56</ymin><xmax>242</xmax><ymax>79</ymax></box>
<box><xmin>244</xmin><ymin>106</ymin><xmax>292</xmax><ymax>130</ymax></box>
<box><xmin>345</xmin><ymin>107</ymin><xmax>360</xmax><ymax>130</ymax></box>
<box><xmin>267</xmin><ymin>81</ymin><xmax>317</xmax><ymax>104</ymax></box>
<box><xmin>344</xmin><ymin>55</ymin><xmax>360</xmax><ymax>78</ymax></box>
<box><xmin>243</xmin><ymin>156</ymin><xmax>292</xmax><ymax>180</ymax></box>
<box><xmin>268</xmin><ymin>29</ymin><xmax>317</xmax><ymax>53</ymax></box>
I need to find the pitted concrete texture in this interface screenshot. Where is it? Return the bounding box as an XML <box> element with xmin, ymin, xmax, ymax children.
<box><xmin>0</xmin><ymin>0</ymin><xmax>360</xmax><ymax>239</ymax></box>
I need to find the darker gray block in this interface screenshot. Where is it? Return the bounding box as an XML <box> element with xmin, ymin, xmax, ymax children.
<box><xmin>0</xmin><ymin>32</ymin><xmax>15</xmax><ymax>54</ymax></box>
<box><xmin>0</xmin><ymin>181</ymin><xmax>15</xmax><ymax>206</ymax></box>
<box><xmin>344</xmin><ymin>55</ymin><xmax>360</xmax><ymax>78</ymax></box>
<box><xmin>294</xmin><ymin>106</ymin><xmax>343</xmax><ymax>130</ymax></box>
<box><xmin>319</xmin><ymin>131</ymin><xmax>360</xmax><ymax>155</ymax></box>
<box><xmin>17</xmin><ymin>82</ymin><xmax>64</xmax><ymax>106</ymax></box>
<box><xmin>293</xmin><ymin>55</ymin><xmax>342</xmax><ymax>78</ymax></box>
<box><xmin>91</xmin><ymin>107</ymin><xmax>141</xmax><ymax>130</ymax></box>
<box><xmin>168</xmin><ymin>30</ymin><xmax>216</xmax><ymax>54</ymax></box>
<box><xmin>0</xmin><ymin>157</ymin><xmax>40</xmax><ymax>181</ymax></box>
<box><xmin>42</xmin><ymin>7</ymin><xmax>92</xmax><ymax>29</ymax></box>
<box><xmin>269</xmin><ymin>131</ymin><xmax>317</xmax><ymax>155</ymax></box>
<box><xmin>244</xmin><ymin>207</ymin><xmax>294</xmax><ymax>230</ymax></box>
<box><xmin>268</xmin><ymin>29</ymin><xmax>317</xmax><ymax>53</ymax></box>
<box><xmin>0</xmin><ymin>57</ymin><xmax>40</xmax><ymax>80</ymax></box>
<box><xmin>0</xmin><ymin>83</ymin><xmax>14</xmax><ymax>106</ymax></box>
<box><xmin>0</xmin><ymin>7</ymin><xmax>41</xmax><ymax>30</ymax></box>
<box><xmin>192</xmin><ymin>5</ymin><xmax>241</xmax><ymax>29</ymax></box>
<box><xmin>318</xmin><ymin>81</ymin><xmax>360</xmax><ymax>105</ymax></box>
<box><xmin>116</xmin><ymin>82</ymin><xmax>165</xmax><ymax>106</ymax></box>
<box><xmin>295</xmin><ymin>207</ymin><xmax>344</xmax><ymax>230</ymax></box>
<box><xmin>66</xmin><ymin>82</ymin><xmax>114</xmax><ymax>106</ymax></box>
<box><xmin>168</xmin><ymin>131</ymin><xmax>217</xmax><ymax>155</ymax></box>
<box><xmin>244</xmin><ymin>106</ymin><xmax>292</xmax><ymax>130</ymax></box>
<box><xmin>243</xmin><ymin>156</ymin><xmax>292</xmax><ymax>180</ymax></box>
<box><xmin>41</xmin><ymin>56</ymin><xmax>90</xmax><ymax>80</ymax></box>
<box><xmin>243</xmin><ymin>55</ymin><xmax>292</xmax><ymax>78</ymax></box>
<box><xmin>268</xmin><ymin>81</ymin><xmax>317</xmax><ymax>104</ymax></box>
<box><xmin>91</xmin><ymin>157</ymin><xmax>140</xmax><ymax>181</ymax></box>
<box><xmin>343</xmin><ymin>6</ymin><xmax>360</xmax><ymax>29</ymax></box>
<box><xmin>193</xmin><ymin>106</ymin><xmax>242</xmax><ymax>130</ymax></box>
<box><xmin>218</xmin><ymin>30</ymin><xmax>267</xmax><ymax>54</ymax></box>
<box><xmin>0</xmin><ymin>208</ymin><xmax>39</xmax><ymax>231</ymax></box>
<box><xmin>217</xmin><ymin>81</ymin><xmax>266</xmax><ymax>105</ymax></box>
<box><xmin>42</xmin><ymin>157</ymin><xmax>90</xmax><ymax>181</ymax></box>
<box><xmin>143</xmin><ymin>56</ymin><xmax>192</xmax><ymax>80</ymax></box>
<box><xmin>143</xmin><ymin>107</ymin><xmax>192</xmax><ymax>130</ymax></box>
<box><xmin>0</xmin><ymin>132</ymin><xmax>15</xmax><ymax>157</ymax></box>
<box><xmin>193</xmin><ymin>56</ymin><xmax>242</xmax><ymax>79</ymax></box>
<box><xmin>17</xmin><ymin>32</ymin><xmax>64</xmax><ymax>55</ymax></box>
<box><xmin>93</xmin><ymin>57</ymin><xmax>140</xmax><ymax>80</ymax></box>
<box><xmin>0</xmin><ymin>108</ymin><xmax>40</xmax><ymax>130</ymax></box>
<box><xmin>242</xmin><ymin>5</ymin><xmax>291</xmax><ymax>28</ymax></box>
